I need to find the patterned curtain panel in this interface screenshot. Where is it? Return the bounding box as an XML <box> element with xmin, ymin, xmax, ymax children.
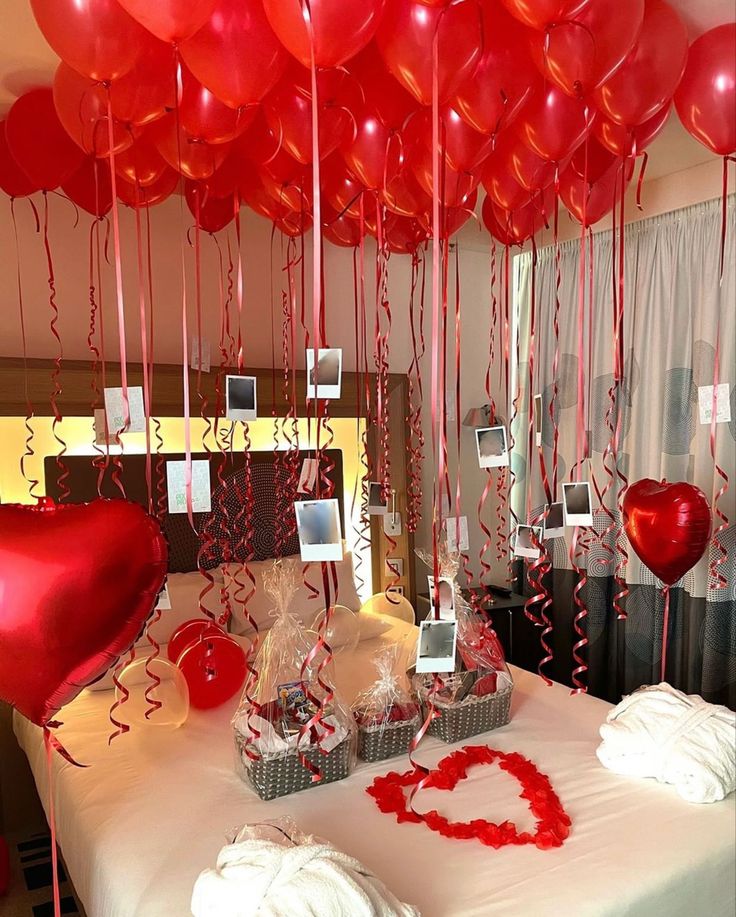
<box><xmin>512</xmin><ymin>196</ymin><xmax>735</xmax><ymax>708</ymax></box>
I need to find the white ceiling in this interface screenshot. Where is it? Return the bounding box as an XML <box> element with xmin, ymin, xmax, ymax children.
<box><xmin>0</xmin><ymin>0</ymin><xmax>732</xmax><ymax>179</ymax></box>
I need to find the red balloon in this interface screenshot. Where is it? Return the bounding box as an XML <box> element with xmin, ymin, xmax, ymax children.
<box><xmin>179</xmin><ymin>65</ymin><xmax>254</xmax><ymax>145</ymax></box>
<box><xmin>149</xmin><ymin>113</ymin><xmax>230</xmax><ymax>180</ymax></box>
<box><xmin>379</xmin><ymin>212</ymin><xmax>427</xmax><ymax>253</ymax></box>
<box><xmin>114</xmin><ymin>134</ymin><xmax>168</xmax><ymax>187</ymax></box>
<box><xmin>168</xmin><ymin>620</ymin><xmax>224</xmax><ymax>665</ymax></box>
<box><xmin>116</xmin><ymin>166</ymin><xmax>180</xmax><ymax>207</ymax></box>
<box><xmin>419</xmin><ymin>188</ymin><xmax>478</xmax><ymax>238</ymax></box>
<box><xmin>0</xmin><ymin>120</ymin><xmax>38</xmax><ymax>197</ymax></box>
<box><xmin>116</xmin><ymin>0</ymin><xmax>217</xmax><ymax>43</ymax></box>
<box><xmin>62</xmin><ymin>156</ymin><xmax>113</xmax><ymax>217</ymax></box>
<box><xmin>263</xmin><ymin>64</ymin><xmax>361</xmax><ymax>164</ymax></box>
<box><xmin>200</xmin><ymin>147</ymin><xmax>244</xmax><ymax>199</ymax></box>
<box><xmin>482</xmin><ymin>193</ymin><xmax>517</xmax><ymax>245</ymax></box>
<box><xmin>529</xmin><ymin>0</ymin><xmax>644</xmax><ymax>98</ymax></box>
<box><xmin>565</xmin><ymin>135</ymin><xmax>619</xmax><ymax>184</ymax></box>
<box><xmin>0</xmin><ymin>499</ymin><xmax>168</xmax><ymax>726</ymax></box>
<box><xmin>53</xmin><ymin>63</ymin><xmax>136</xmax><ymax>158</ymax></box>
<box><xmin>109</xmin><ymin>37</ymin><xmax>175</xmax><ymax>127</ymax></box>
<box><xmin>675</xmin><ymin>24</ymin><xmax>736</xmax><ymax>156</ymax></box>
<box><xmin>323</xmin><ymin>203</ymin><xmax>363</xmax><ymax>247</ymax></box>
<box><xmin>275</xmin><ymin>208</ymin><xmax>313</xmax><ymax>237</ymax></box>
<box><xmin>623</xmin><ymin>479</ymin><xmax>712</xmax><ymax>586</ymax></box>
<box><xmin>499</xmin><ymin>0</ymin><xmax>591</xmax><ymax>30</ymax></box>
<box><xmin>239</xmin><ymin>167</ymin><xmax>280</xmax><ymax>220</ymax></box>
<box><xmin>347</xmin><ymin>45</ymin><xmax>417</xmax><ymax>131</ymax></box>
<box><xmin>6</xmin><ymin>89</ymin><xmax>86</xmax><ymax>190</ymax></box>
<box><xmin>406</xmin><ymin>107</ymin><xmax>492</xmax><ymax>175</ymax></box>
<box><xmin>263</xmin><ymin>0</ymin><xmax>386</xmax><ymax>69</ymax></box>
<box><xmin>453</xmin><ymin>0</ymin><xmax>539</xmax><ymax>136</ymax></box>
<box><xmin>594</xmin><ymin>104</ymin><xmax>670</xmax><ymax>157</ymax></box>
<box><xmin>177</xmin><ymin>634</ymin><xmax>246</xmax><ymax>709</ymax></box>
<box><xmin>406</xmin><ymin>112</ymin><xmax>480</xmax><ymax>209</ymax></box>
<box><xmin>495</xmin><ymin>129</ymin><xmax>562</xmax><ymax>192</ymax></box>
<box><xmin>487</xmin><ymin>187</ymin><xmax>552</xmax><ymax>244</ymax></box>
<box><xmin>594</xmin><ymin>0</ymin><xmax>688</xmax><ymax>128</ymax></box>
<box><xmin>381</xmin><ymin>166</ymin><xmax>431</xmax><ymax>217</ymax></box>
<box><xmin>376</xmin><ymin>0</ymin><xmax>482</xmax><ymax>106</ymax></box>
<box><xmin>560</xmin><ymin>155</ymin><xmax>633</xmax><ymax>226</ymax></box>
<box><xmin>482</xmin><ymin>152</ymin><xmax>530</xmax><ymax>211</ymax></box>
<box><xmin>322</xmin><ymin>159</ymin><xmax>368</xmax><ymax>219</ymax></box>
<box><xmin>180</xmin><ymin>0</ymin><xmax>288</xmax><ymax>109</ymax></box>
<box><xmin>516</xmin><ymin>83</ymin><xmax>594</xmax><ymax>162</ymax></box>
<box><xmin>341</xmin><ymin>106</ymin><xmax>399</xmax><ymax>191</ymax></box>
<box><xmin>185</xmin><ymin>181</ymin><xmax>237</xmax><ymax>233</ymax></box>
<box><xmin>30</xmin><ymin>0</ymin><xmax>146</xmax><ymax>82</ymax></box>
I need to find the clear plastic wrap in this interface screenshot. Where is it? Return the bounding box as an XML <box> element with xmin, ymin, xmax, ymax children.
<box><xmin>352</xmin><ymin>645</ymin><xmax>421</xmax><ymax>762</ymax></box>
<box><xmin>232</xmin><ymin>560</ymin><xmax>356</xmax><ymax>799</ymax></box>
<box><xmin>411</xmin><ymin>548</ymin><xmax>514</xmax><ymax>742</ymax></box>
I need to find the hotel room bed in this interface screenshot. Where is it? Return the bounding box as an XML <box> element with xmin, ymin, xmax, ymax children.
<box><xmin>13</xmin><ymin>617</ymin><xmax>736</xmax><ymax>917</ymax></box>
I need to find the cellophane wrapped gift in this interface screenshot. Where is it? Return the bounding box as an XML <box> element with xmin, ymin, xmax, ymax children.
<box><xmin>353</xmin><ymin>646</ymin><xmax>421</xmax><ymax>762</ymax></box>
<box><xmin>412</xmin><ymin>548</ymin><xmax>513</xmax><ymax>743</ymax></box>
<box><xmin>232</xmin><ymin>560</ymin><xmax>355</xmax><ymax>800</ymax></box>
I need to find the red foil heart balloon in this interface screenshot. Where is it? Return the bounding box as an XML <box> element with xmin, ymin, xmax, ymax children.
<box><xmin>623</xmin><ymin>479</ymin><xmax>712</xmax><ymax>586</ymax></box>
<box><xmin>0</xmin><ymin>498</ymin><xmax>168</xmax><ymax>726</ymax></box>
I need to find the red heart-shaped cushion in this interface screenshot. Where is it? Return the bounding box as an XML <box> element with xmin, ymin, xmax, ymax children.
<box><xmin>623</xmin><ymin>478</ymin><xmax>712</xmax><ymax>586</ymax></box>
<box><xmin>0</xmin><ymin>499</ymin><xmax>168</xmax><ymax>726</ymax></box>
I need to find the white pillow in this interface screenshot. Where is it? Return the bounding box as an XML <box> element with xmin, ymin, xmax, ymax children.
<box><xmin>221</xmin><ymin>552</ymin><xmax>362</xmax><ymax>637</ymax></box>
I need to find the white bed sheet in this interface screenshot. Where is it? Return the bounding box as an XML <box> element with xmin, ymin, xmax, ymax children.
<box><xmin>14</xmin><ymin>619</ymin><xmax>736</xmax><ymax>917</ymax></box>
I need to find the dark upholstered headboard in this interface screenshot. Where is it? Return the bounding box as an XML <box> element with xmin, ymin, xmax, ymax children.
<box><xmin>44</xmin><ymin>450</ymin><xmax>344</xmax><ymax>573</ymax></box>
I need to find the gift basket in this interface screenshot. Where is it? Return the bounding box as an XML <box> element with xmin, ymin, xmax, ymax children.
<box><xmin>353</xmin><ymin>646</ymin><xmax>421</xmax><ymax>763</ymax></box>
<box><xmin>232</xmin><ymin>560</ymin><xmax>355</xmax><ymax>800</ymax></box>
<box><xmin>412</xmin><ymin>548</ymin><xmax>513</xmax><ymax>744</ymax></box>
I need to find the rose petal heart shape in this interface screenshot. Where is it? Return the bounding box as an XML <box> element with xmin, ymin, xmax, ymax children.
<box><xmin>623</xmin><ymin>478</ymin><xmax>712</xmax><ymax>586</ymax></box>
<box><xmin>367</xmin><ymin>745</ymin><xmax>571</xmax><ymax>850</ymax></box>
<box><xmin>0</xmin><ymin>498</ymin><xmax>168</xmax><ymax>726</ymax></box>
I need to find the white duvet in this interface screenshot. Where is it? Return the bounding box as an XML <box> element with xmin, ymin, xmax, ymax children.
<box><xmin>13</xmin><ymin>619</ymin><xmax>736</xmax><ymax>917</ymax></box>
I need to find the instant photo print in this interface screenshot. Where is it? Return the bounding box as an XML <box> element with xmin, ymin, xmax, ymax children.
<box><xmin>475</xmin><ymin>425</ymin><xmax>509</xmax><ymax>469</ymax></box>
<box><xmin>367</xmin><ymin>481</ymin><xmax>388</xmax><ymax>515</ymax></box>
<box><xmin>295</xmin><ymin>498</ymin><xmax>343</xmax><ymax>562</ymax></box>
<box><xmin>428</xmin><ymin>575</ymin><xmax>456</xmax><ymax>621</ymax></box>
<box><xmin>226</xmin><ymin>375</ymin><xmax>257</xmax><ymax>422</ymax></box>
<box><xmin>563</xmin><ymin>481</ymin><xmax>593</xmax><ymax>527</ymax></box>
<box><xmin>543</xmin><ymin>502</ymin><xmax>565</xmax><ymax>539</ymax></box>
<box><xmin>416</xmin><ymin>619</ymin><xmax>458</xmax><ymax>674</ymax></box>
<box><xmin>306</xmin><ymin>348</ymin><xmax>342</xmax><ymax>399</ymax></box>
<box><xmin>513</xmin><ymin>525</ymin><xmax>543</xmax><ymax>560</ymax></box>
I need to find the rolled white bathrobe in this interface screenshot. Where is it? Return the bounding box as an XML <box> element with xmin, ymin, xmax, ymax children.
<box><xmin>191</xmin><ymin>835</ymin><xmax>419</xmax><ymax>917</ymax></box>
<box><xmin>597</xmin><ymin>682</ymin><xmax>736</xmax><ymax>803</ymax></box>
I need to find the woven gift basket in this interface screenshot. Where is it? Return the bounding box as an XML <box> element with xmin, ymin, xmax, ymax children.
<box><xmin>232</xmin><ymin>560</ymin><xmax>355</xmax><ymax>800</ymax></box>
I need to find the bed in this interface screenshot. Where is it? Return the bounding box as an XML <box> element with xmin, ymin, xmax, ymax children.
<box><xmin>14</xmin><ymin>614</ymin><xmax>736</xmax><ymax>917</ymax></box>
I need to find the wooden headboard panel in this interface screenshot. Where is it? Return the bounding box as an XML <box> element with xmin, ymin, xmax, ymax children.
<box><xmin>44</xmin><ymin>450</ymin><xmax>344</xmax><ymax>573</ymax></box>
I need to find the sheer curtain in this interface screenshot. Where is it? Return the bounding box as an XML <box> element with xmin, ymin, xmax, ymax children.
<box><xmin>513</xmin><ymin>195</ymin><xmax>735</xmax><ymax>707</ymax></box>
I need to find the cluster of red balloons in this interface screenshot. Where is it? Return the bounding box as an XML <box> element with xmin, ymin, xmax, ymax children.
<box><xmin>169</xmin><ymin>618</ymin><xmax>247</xmax><ymax>709</ymax></box>
<box><xmin>0</xmin><ymin>0</ymin><xmax>733</xmax><ymax>251</ymax></box>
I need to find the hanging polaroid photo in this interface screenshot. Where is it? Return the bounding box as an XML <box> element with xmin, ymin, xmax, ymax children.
<box><xmin>226</xmin><ymin>375</ymin><xmax>257</xmax><ymax>422</ymax></box>
<box><xmin>416</xmin><ymin>619</ymin><xmax>457</xmax><ymax>674</ymax></box>
<box><xmin>166</xmin><ymin>460</ymin><xmax>212</xmax><ymax>514</ymax></box>
<box><xmin>534</xmin><ymin>394</ymin><xmax>543</xmax><ymax>446</ymax></box>
<box><xmin>297</xmin><ymin>457</ymin><xmax>318</xmax><ymax>494</ymax></box>
<box><xmin>385</xmin><ymin>558</ymin><xmax>404</xmax><ymax>578</ymax></box>
<box><xmin>543</xmin><ymin>502</ymin><xmax>565</xmax><ymax>539</ymax></box>
<box><xmin>513</xmin><ymin>525</ymin><xmax>543</xmax><ymax>560</ymax></box>
<box><xmin>445</xmin><ymin>515</ymin><xmax>469</xmax><ymax>553</ymax></box>
<box><xmin>563</xmin><ymin>481</ymin><xmax>593</xmax><ymax>527</ymax></box>
<box><xmin>191</xmin><ymin>337</ymin><xmax>211</xmax><ymax>373</ymax></box>
<box><xmin>155</xmin><ymin>583</ymin><xmax>171</xmax><ymax>611</ymax></box>
<box><xmin>306</xmin><ymin>347</ymin><xmax>342</xmax><ymax>399</ymax></box>
<box><xmin>475</xmin><ymin>425</ymin><xmax>509</xmax><ymax>469</ymax></box>
<box><xmin>428</xmin><ymin>575</ymin><xmax>456</xmax><ymax>621</ymax></box>
<box><xmin>698</xmin><ymin>383</ymin><xmax>731</xmax><ymax>425</ymax></box>
<box><xmin>104</xmin><ymin>385</ymin><xmax>146</xmax><ymax>434</ymax></box>
<box><xmin>367</xmin><ymin>481</ymin><xmax>388</xmax><ymax>515</ymax></box>
<box><xmin>295</xmin><ymin>498</ymin><xmax>344</xmax><ymax>562</ymax></box>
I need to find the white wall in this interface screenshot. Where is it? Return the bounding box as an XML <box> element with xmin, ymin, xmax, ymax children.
<box><xmin>0</xmin><ymin>155</ymin><xmax>728</xmax><ymax>592</ymax></box>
